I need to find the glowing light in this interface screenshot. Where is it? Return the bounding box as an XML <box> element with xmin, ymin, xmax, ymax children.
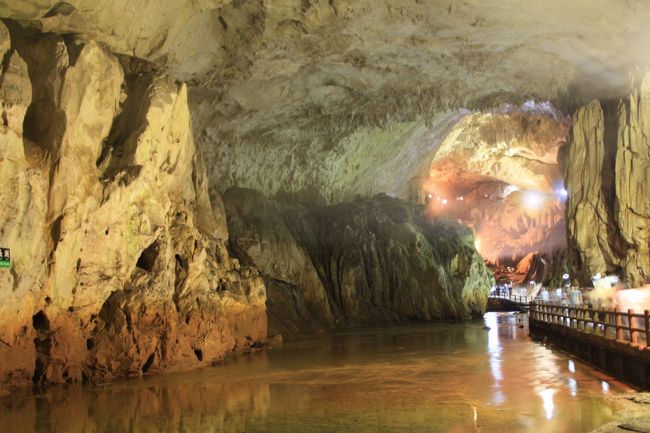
<box><xmin>567</xmin><ymin>378</ymin><xmax>578</xmax><ymax>398</ymax></box>
<box><xmin>485</xmin><ymin>313</ymin><xmax>504</xmax><ymax>405</ymax></box>
<box><xmin>441</xmin><ymin>198</ymin><xmax>448</xmax><ymax>205</ymax></box>
<box><xmin>563</xmin><ymin>273</ymin><xmax>570</xmax><ymax>280</ymax></box>
<box><xmin>601</xmin><ymin>381</ymin><xmax>610</xmax><ymax>394</ymax></box>
<box><xmin>427</xmin><ymin>193</ymin><xmax>433</xmax><ymax>198</ymax></box>
<box><xmin>459</xmin><ymin>196</ymin><xmax>464</xmax><ymax>201</ymax></box>
<box><xmin>529</xmin><ymin>281</ymin><xmax>535</xmax><ymax>285</ymax></box>
<box><xmin>555</xmin><ymin>188</ymin><xmax>569</xmax><ymax>202</ymax></box>
<box><xmin>475</xmin><ymin>238</ymin><xmax>481</xmax><ymax>251</ymax></box>
<box><xmin>522</xmin><ymin>190</ymin><xmax>546</xmax><ymax>211</ymax></box>
<box><xmin>568</xmin><ymin>360</ymin><xmax>575</xmax><ymax>373</ymax></box>
<box><xmin>539</xmin><ymin>388</ymin><xmax>555</xmax><ymax>420</ymax></box>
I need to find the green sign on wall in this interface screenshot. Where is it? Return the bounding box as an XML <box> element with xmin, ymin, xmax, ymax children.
<box><xmin>0</xmin><ymin>248</ymin><xmax>10</xmax><ymax>268</ymax></box>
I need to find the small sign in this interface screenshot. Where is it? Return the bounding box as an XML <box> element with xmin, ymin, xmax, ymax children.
<box><xmin>0</xmin><ymin>248</ymin><xmax>10</xmax><ymax>268</ymax></box>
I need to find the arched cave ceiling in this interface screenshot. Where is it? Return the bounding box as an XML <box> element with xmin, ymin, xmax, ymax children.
<box><xmin>4</xmin><ymin>0</ymin><xmax>650</xmax><ymax>201</ymax></box>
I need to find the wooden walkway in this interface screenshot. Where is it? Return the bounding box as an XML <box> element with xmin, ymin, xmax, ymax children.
<box><xmin>529</xmin><ymin>301</ymin><xmax>650</xmax><ymax>389</ymax></box>
<box><xmin>486</xmin><ymin>292</ymin><xmax>533</xmax><ymax>312</ymax></box>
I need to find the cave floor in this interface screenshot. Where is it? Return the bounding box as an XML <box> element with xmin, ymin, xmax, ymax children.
<box><xmin>0</xmin><ymin>313</ymin><xmax>641</xmax><ymax>433</ymax></box>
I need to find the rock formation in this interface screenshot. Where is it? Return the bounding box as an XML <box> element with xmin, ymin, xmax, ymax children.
<box><xmin>3</xmin><ymin>1</ymin><xmax>649</xmax><ymax>203</ymax></box>
<box><xmin>225</xmin><ymin>189</ymin><xmax>494</xmax><ymax>335</ymax></box>
<box><xmin>0</xmin><ymin>23</ymin><xmax>266</xmax><ymax>389</ymax></box>
<box><xmin>563</xmin><ymin>72</ymin><xmax>650</xmax><ymax>286</ymax></box>
<box><xmin>2</xmin><ymin>0</ymin><xmax>649</xmax><ymax>394</ymax></box>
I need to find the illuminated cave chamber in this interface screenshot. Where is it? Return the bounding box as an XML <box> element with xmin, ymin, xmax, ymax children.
<box><xmin>3</xmin><ymin>0</ymin><xmax>650</xmax><ymax>391</ymax></box>
<box><xmin>415</xmin><ymin>105</ymin><xmax>570</xmax><ymax>286</ymax></box>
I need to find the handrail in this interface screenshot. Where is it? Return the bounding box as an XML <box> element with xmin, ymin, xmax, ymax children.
<box><xmin>488</xmin><ymin>292</ymin><xmax>533</xmax><ymax>305</ymax></box>
<box><xmin>529</xmin><ymin>301</ymin><xmax>650</xmax><ymax>349</ymax></box>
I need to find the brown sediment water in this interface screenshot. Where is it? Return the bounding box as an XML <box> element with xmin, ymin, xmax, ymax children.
<box><xmin>0</xmin><ymin>312</ymin><xmax>633</xmax><ymax>433</ymax></box>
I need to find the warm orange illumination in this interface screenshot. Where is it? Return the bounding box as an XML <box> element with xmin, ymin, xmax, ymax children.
<box><xmin>521</xmin><ymin>190</ymin><xmax>546</xmax><ymax>211</ymax></box>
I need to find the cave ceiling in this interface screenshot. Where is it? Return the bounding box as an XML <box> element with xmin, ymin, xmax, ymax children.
<box><xmin>4</xmin><ymin>0</ymin><xmax>650</xmax><ymax>199</ymax></box>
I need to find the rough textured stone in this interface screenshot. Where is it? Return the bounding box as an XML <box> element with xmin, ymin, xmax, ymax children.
<box><xmin>615</xmin><ymin>74</ymin><xmax>650</xmax><ymax>285</ymax></box>
<box><xmin>204</xmin><ymin>105</ymin><xmax>569</xmax><ymax>210</ymax></box>
<box><xmin>225</xmin><ymin>189</ymin><xmax>494</xmax><ymax>335</ymax></box>
<box><xmin>2</xmin><ymin>2</ymin><xmax>650</xmax><ymax>206</ymax></box>
<box><xmin>563</xmin><ymin>72</ymin><xmax>650</xmax><ymax>286</ymax></box>
<box><xmin>563</xmin><ymin>73</ymin><xmax>650</xmax><ymax>286</ymax></box>
<box><xmin>0</xmin><ymin>24</ymin><xmax>266</xmax><ymax>390</ymax></box>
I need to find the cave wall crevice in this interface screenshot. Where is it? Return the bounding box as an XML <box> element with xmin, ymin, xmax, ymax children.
<box><xmin>0</xmin><ymin>22</ymin><xmax>266</xmax><ymax>390</ymax></box>
<box><xmin>563</xmin><ymin>71</ymin><xmax>650</xmax><ymax>286</ymax></box>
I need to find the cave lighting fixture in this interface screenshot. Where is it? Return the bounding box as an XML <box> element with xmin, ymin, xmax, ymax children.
<box><xmin>521</xmin><ymin>190</ymin><xmax>546</xmax><ymax>211</ymax></box>
<box><xmin>555</xmin><ymin>187</ymin><xmax>569</xmax><ymax>203</ymax></box>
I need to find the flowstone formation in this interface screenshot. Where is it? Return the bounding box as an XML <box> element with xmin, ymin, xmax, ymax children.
<box><xmin>563</xmin><ymin>72</ymin><xmax>650</xmax><ymax>286</ymax></box>
<box><xmin>224</xmin><ymin>189</ymin><xmax>493</xmax><ymax>336</ymax></box>
<box><xmin>0</xmin><ymin>24</ymin><xmax>266</xmax><ymax>390</ymax></box>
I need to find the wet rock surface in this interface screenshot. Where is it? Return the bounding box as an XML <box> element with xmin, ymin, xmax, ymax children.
<box><xmin>591</xmin><ymin>393</ymin><xmax>650</xmax><ymax>433</ymax></box>
<box><xmin>563</xmin><ymin>72</ymin><xmax>650</xmax><ymax>286</ymax></box>
<box><xmin>0</xmin><ymin>24</ymin><xmax>266</xmax><ymax>390</ymax></box>
<box><xmin>225</xmin><ymin>189</ymin><xmax>494</xmax><ymax>335</ymax></box>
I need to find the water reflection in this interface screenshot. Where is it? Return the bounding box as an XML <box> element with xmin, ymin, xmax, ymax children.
<box><xmin>0</xmin><ymin>314</ymin><xmax>633</xmax><ymax>433</ymax></box>
<box><xmin>485</xmin><ymin>313</ymin><xmax>504</xmax><ymax>404</ymax></box>
<box><xmin>568</xmin><ymin>378</ymin><xmax>578</xmax><ymax>397</ymax></box>
<box><xmin>569</xmin><ymin>360</ymin><xmax>576</xmax><ymax>373</ymax></box>
<box><xmin>602</xmin><ymin>381</ymin><xmax>611</xmax><ymax>394</ymax></box>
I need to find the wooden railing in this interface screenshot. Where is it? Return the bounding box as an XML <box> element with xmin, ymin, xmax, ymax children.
<box><xmin>530</xmin><ymin>302</ymin><xmax>650</xmax><ymax>349</ymax></box>
<box><xmin>489</xmin><ymin>292</ymin><xmax>533</xmax><ymax>305</ymax></box>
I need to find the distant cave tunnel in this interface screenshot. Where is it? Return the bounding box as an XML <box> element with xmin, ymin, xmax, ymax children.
<box><xmin>413</xmin><ymin>104</ymin><xmax>570</xmax><ymax>287</ymax></box>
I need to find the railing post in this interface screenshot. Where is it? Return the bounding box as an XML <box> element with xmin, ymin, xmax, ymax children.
<box><xmin>644</xmin><ymin>310</ymin><xmax>650</xmax><ymax>348</ymax></box>
<box><xmin>616</xmin><ymin>312</ymin><xmax>624</xmax><ymax>342</ymax></box>
<box><xmin>629</xmin><ymin>309</ymin><xmax>638</xmax><ymax>345</ymax></box>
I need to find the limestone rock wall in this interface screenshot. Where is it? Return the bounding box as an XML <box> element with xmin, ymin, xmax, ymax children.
<box><xmin>4</xmin><ymin>1</ymin><xmax>648</xmax><ymax>208</ymax></box>
<box><xmin>0</xmin><ymin>24</ymin><xmax>266</xmax><ymax>390</ymax></box>
<box><xmin>563</xmin><ymin>72</ymin><xmax>650</xmax><ymax>286</ymax></box>
<box><xmin>224</xmin><ymin>189</ymin><xmax>494</xmax><ymax>335</ymax></box>
<box><xmin>206</xmin><ymin>105</ymin><xmax>568</xmax><ymax>207</ymax></box>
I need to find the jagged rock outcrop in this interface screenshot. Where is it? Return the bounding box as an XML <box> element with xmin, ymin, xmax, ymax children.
<box><xmin>425</xmin><ymin>107</ymin><xmax>568</xmax><ymax>195</ymax></box>
<box><xmin>460</xmin><ymin>190</ymin><xmax>566</xmax><ymax>264</ymax></box>
<box><xmin>0</xmin><ymin>24</ymin><xmax>266</xmax><ymax>390</ymax></box>
<box><xmin>225</xmin><ymin>189</ymin><xmax>494</xmax><ymax>335</ymax></box>
<box><xmin>563</xmin><ymin>72</ymin><xmax>650</xmax><ymax>286</ymax></box>
<box><xmin>3</xmin><ymin>1</ymin><xmax>650</xmax><ymax>206</ymax></box>
<box><xmin>207</xmin><ymin>105</ymin><xmax>569</xmax><ymax>206</ymax></box>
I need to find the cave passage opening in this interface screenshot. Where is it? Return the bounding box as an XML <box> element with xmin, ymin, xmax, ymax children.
<box><xmin>413</xmin><ymin>102</ymin><xmax>571</xmax><ymax>289</ymax></box>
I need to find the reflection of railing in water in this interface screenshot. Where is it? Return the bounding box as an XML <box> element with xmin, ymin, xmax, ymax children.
<box><xmin>530</xmin><ymin>302</ymin><xmax>650</xmax><ymax>349</ymax></box>
<box><xmin>529</xmin><ymin>300</ymin><xmax>650</xmax><ymax>389</ymax></box>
